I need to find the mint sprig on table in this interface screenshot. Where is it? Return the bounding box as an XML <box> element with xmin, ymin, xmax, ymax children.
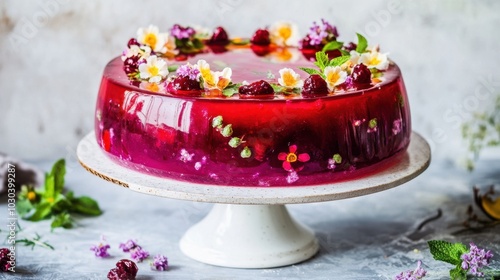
<box><xmin>428</xmin><ymin>240</ymin><xmax>498</xmax><ymax>279</ymax></box>
<box><xmin>16</xmin><ymin>159</ymin><xmax>102</xmax><ymax>230</ymax></box>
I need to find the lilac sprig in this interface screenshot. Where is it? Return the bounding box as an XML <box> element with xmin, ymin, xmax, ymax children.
<box><xmin>150</xmin><ymin>254</ymin><xmax>169</xmax><ymax>271</ymax></box>
<box><xmin>394</xmin><ymin>261</ymin><xmax>427</xmax><ymax>280</ymax></box>
<box><xmin>90</xmin><ymin>236</ymin><xmax>111</xmax><ymax>258</ymax></box>
<box><xmin>307</xmin><ymin>19</ymin><xmax>339</xmax><ymax>46</ymax></box>
<box><xmin>171</xmin><ymin>24</ymin><xmax>196</xmax><ymax>40</ymax></box>
<box><xmin>176</xmin><ymin>64</ymin><xmax>200</xmax><ymax>80</ymax></box>
<box><xmin>461</xmin><ymin>243</ymin><xmax>494</xmax><ymax>277</ymax></box>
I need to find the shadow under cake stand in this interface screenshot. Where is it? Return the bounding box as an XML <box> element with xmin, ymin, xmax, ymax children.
<box><xmin>77</xmin><ymin>132</ymin><xmax>430</xmax><ymax>269</ymax></box>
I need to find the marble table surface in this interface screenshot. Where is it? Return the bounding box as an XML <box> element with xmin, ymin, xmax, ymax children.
<box><xmin>1</xmin><ymin>157</ymin><xmax>499</xmax><ymax>279</ymax></box>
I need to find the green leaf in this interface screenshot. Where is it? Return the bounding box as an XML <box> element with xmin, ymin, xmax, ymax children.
<box><xmin>328</xmin><ymin>55</ymin><xmax>351</xmax><ymax>67</ymax></box>
<box><xmin>322</xmin><ymin>41</ymin><xmax>344</xmax><ymax>52</ymax></box>
<box><xmin>50</xmin><ymin>159</ymin><xmax>66</xmax><ymax>194</ymax></box>
<box><xmin>44</xmin><ymin>174</ymin><xmax>55</xmax><ymax>201</ymax></box>
<box><xmin>298</xmin><ymin>67</ymin><xmax>322</xmax><ymax>76</ymax></box>
<box><xmin>271</xmin><ymin>84</ymin><xmax>286</xmax><ymax>92</ymax></box>
<box><xmin>222</xmin><ymin>87</ymin><xmax>239</xmax><ymax>97</ymax></box>
<box><xmin>428</xmin><ymin>240</ymin><xmax>467</xmax><ymax>266</ymax></box>
<box><xmin>450</xmin><ymin>265</ymin><xmax>467</xmax><ymax>280</ymax></box>
<box><xmin>23</xmin><ymin>202</ymin><xmax>52</xmax><ymax>221</ymax></box>
<box><xmin>314</xmin><ymin>51</ymin><xmax>329</xmax><ymax>71</ymax></box>
<box><xmin>192</xmin><ymin>38</ymin><xmax>204</xmax><ymax>49</ymax></box>
<box><xmin>356</xmin><ymin>33</ymin><xmax>368</xmax><ymax>53</ymax></box>
<box><xmin>16</xmin><ymin>198</ymin><xmax>34</xmax><ymax>216</ymax></box>
<box><xmin>51</xmin><ymin>194</ymin><xmax>72</xmax><ymax>214</ymax></box>
<box><xmin>71</xmin><ymin>196</ymin><xmax>103</xmax><ymax>216</ymax></box>
<box><xmin>51</xmin><ymin>212</ymin><xmax>73</xmax><ymax>229</ymax></box>
<box><xmin>167</xmin><ymin>65</ymin><xmax>179</xmax><ymax>73</ymax></box>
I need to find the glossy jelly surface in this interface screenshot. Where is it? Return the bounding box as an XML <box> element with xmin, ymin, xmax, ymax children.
<box><xmin>95</xmin><ymin>48</ymin><xmax>411</xmax><ymax>186</ymax></box>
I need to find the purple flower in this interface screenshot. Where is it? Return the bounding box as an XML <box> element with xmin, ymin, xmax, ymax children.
<box><xmin>150</xmin><ymin>254</ymin><xmax>169</xmax><ymax>271</ymax></box>
<box><xmin>171</xmin><ymin>24</ymin><xmax>195</xmax><ymax>40</ymax></box>
<box><xmin>394</xmin><ymin>261</ymin><xmax>427</xmax><ymax>280</ymax></box>
<box><xmin>460</xmin><ymin>243</ymin><xmax>494</xmax><ymax>277</ymax></box>
<box><xmin>131</xmin><ymin>247</ymin><xmax>150</xmax><ymax>263</ymax></box>
<box><xmin>90</xmin><ymin>236</ymin><xmax>111</xmax><ymax>258</ymax></box>
<box><xmin>119</xmin><ymin>239</ymin><xmax>139</xmax><ymax>253</ymax></box>
<box><xmin>307</xmin><ymin>19</ymin><xmax>339</xmax><ymax>46</ymax></box>
<box><xmin>176</xmin><ymin>64</ymin><xmax>200</xmax><ymax>80</ymax></box>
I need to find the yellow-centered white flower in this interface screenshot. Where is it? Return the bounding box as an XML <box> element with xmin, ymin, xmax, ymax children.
<box><xmin>121</xmin><ymin>45</ymin><xmax>152</xmax><ymax>61</ymax></box>
<box><xmin>137</xmin><ymin>25</ymin><xmax>169</xmax><ymax>53</ymax></box>
<box><xmin>278</xmin><ymin>68</ymin><xmax>303</xmax><ymax>89</ymax></box>
<box><xmin>196</xmin><ymin>60</ymin><xmax>232</xmax><ymax>90</ymax></box>
<box><xmin>324</xmin><ymin>66</ymin><xmax>347</xmax><ymax>91</ymax></box>
<box><xmin>269</xmin><ymin>21</ymin><xmax>300</xmax><ymax>47</ymax></box>
<box><xmin>358</xmin><ymin>47</ymin><xmax>389</xmax><ymax>70</ymax></box>
<box><xmin>138</xmin><ymin>55</ymin><xmax>169</xmax><ymax>83</ymax></box>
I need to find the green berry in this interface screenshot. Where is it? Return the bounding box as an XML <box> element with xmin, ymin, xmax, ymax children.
<box><xmin>240</xmin><ymin>147</ymin><xmax>252</xmax><ymax>158</ymax></box>
<box><xmin>212</xmin><ymin>116</ymin><xmax>223</xmax><ymax>128</ymax></box>
<box><xmin>228</xmin><ymin>137</ymin><xmax>241</xmax><ymax>148</ymax></box>
<box><xmin>221</xmin><ymin>124</ymin><xmax>233</xmax><ymax>137</ymax></box>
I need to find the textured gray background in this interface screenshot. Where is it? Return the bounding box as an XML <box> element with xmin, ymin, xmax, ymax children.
<box><xmin>1</xmin><ymin>0</ymin><xmax>500</xmax><ymax>162</ymax></box>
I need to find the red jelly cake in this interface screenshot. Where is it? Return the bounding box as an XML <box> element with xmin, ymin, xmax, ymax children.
<box><xmin>95</xmin><ymin>20</ymin><xmax>411</xmax><ymax>186</ymax></box>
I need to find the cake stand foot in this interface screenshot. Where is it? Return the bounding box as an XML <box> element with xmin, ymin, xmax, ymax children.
<box><xmin>179</xmin><ymin>204</ymin><xmax>319</xmax><ymax>268</ymax></box>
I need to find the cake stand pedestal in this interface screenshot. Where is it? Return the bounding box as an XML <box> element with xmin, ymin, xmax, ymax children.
<box><xmin>77</xmin><ymin>132</ymin><xmax>430</xmax><ymax>268</ymax></box>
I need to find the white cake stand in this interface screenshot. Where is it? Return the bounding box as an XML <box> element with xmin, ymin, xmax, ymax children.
<box><xmin>77</xmin><ymin>132</ymin><xmax>430</xmax><ymax>268</ymax></box>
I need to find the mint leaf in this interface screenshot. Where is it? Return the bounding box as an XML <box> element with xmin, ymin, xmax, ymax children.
<box><xmin>167</xmin><ymin>65</ymin><xmax>179</xmax><ymax>73</ymax></box>
<box><xmin>16</xmin><ymin>199</ymin><xmax>34</xmax><ymax>216</ymax></box>
<box><xmin>428</xmin><ymin>240</ymin><xmax>467</xmax><ymax>266</ymax></box>
<box><xmin>298</xmin><ymin>67</ymin><xmax>322</xmax><ymax>76</ymax></box>
<box><xmin>450</xmin><ymin>265</ymin><xmax>467</xmax><ymax>280</ymax></box>
<box><xmin>314</xmin><ymin>51</ymin><xmax>329</xmax><ymax>71</ymax></box>
<box><xmin>322</xmin><ymin>41</ymin><xmax>344</xmax><ymax>52</ymax></box>
<box><xmin>222</xmin><ymin>87</ymin><xmax>238</xmax><ymax>97</ymax></box>
<box><xmin>24</xmin><ymin>202</ymin><xmax>52</xmax><ymax>221</ymax></box>
<box><xmin>328</xmin><ymin>55</ymin><xmax>351</xmax><ymax>67</ymax></box>
<box><xmin>271</xmin><ymin>84</ymin><xmax>286</xmax><ymax>92</ymax></box>
<box><xmin>43</xmin><ymin>175</ymin><xmax>55</xmax><ymax>202</ymax></box>
<box><xmin>71</xmin><ymin>196</ymin><xmax>102</xmax><ymax>216</ymax></box>
<box><xmin>51</xmin><ymin>212</ymin><xmax>73</xmax><ymax>229</ymax></box>
<box><xmin>50</xmin><ymin>159</ymin><xmax>65</xmax><ymax>194</ymax></box>
<box><xmin>356</xmin><ymin>33</ymin><xmax>368</xmax><ymax>53</ymax></box>
<box><xmin>51</xmin><ymin>194</ymin><xmax>72</xmax><ymax>214</ymax></box>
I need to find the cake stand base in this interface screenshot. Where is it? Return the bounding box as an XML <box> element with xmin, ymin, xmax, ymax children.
<box><xmin>180</xmin><ymin>204</ymin><xmax>318</xmax><ymax>268</ymax></box>
<box><xmin>77</xmin><ymin>132</ymin><xmax>430</xmax><ymax>269</ymax></box>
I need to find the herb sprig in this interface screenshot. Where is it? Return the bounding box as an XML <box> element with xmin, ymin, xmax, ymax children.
<box><xmin>17</xmin><ymin>159</ymin><xmax>103</xmax><ymax>230</ymax></box>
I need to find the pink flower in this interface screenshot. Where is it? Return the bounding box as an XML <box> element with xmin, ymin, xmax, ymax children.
<box><xmin>278</xmin><ymin>145</ymin><xmax>310</xmax><ymax>172</ymax></box>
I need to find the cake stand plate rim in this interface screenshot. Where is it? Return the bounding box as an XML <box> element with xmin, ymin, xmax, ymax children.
<box><xmin>77</xmin><ymin>131</ymin><xmax>430</xmax><ymax>204</ymax></box>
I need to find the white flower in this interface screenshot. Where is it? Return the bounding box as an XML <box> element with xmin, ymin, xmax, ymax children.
<box><xmin>196</xmin><ymin>60</ymin><xmax>232</xmax><ymax>90</ymax></box>
<box><xmin>212</xmin><ymin>67</ymin><xmax>232</xmax><ymax>90</ymax></box>
<box><xmin>137</xmin><ymin>25</ymin><xmax>169</xmax><ymax>53</ymax></box>
<box><xmin>138</xmin><ymin>55</ymin><xmax>169</xmax><ymax>83</ymax></box>
<box><xmin>164</xmin><ymin>35</ymin><xmax>179</xmax><ymax>57</ymax></box>
<box><xmin>324</xmin><ymin>66</ymin><xmax>347</xmax><ymax>91</ymax></box>
<box><xmin>358</xmin><ymin>47</ymin><xmax>389</xmax><ymax>70</ymax></box>
<box><xmin>349</xmin><ymin>50</ymin><xmax>360</xmax><ymax>65</ymax></box>
<box><xmin>121</xmin><ymin>45</ymin><xmax>152</xmax><ymax>61</ymax></box>
<box><xmin>278</xmin><ymin>68</ymin><xmax>303</xmax><ymax>89</ymax></box>
<box><xmin>269</xmin><ymin>21</ymin><xmax>300</xmax><ymax>47</ymax></box>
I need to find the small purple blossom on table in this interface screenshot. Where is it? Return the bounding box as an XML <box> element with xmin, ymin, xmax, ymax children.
<box><xmin>130</xmin><ymin>247</ymin><xmax>150</xmax><ymax>263</ymax></box>
<box><xmin>394</xmin><ymin>260</ymin><xmax>427</xmax><ymax>280</ymax></box>
<box><xmin>150</xmin><ymin>254</ymin><xmax>169</xmax><ymax>271</ymax></box>
<box><xmin>119</xmin><ymin>239</ymin><xmax>139</xmax><ymax>253</ymax></box>
<box><xmin>461</xmin><ymin>243</ymin><xmax>494</xmax><ymax>277</ymax></box>
<box><xmin>90</xmin><ymin>236</ymin><xmax>111</xmax><ymax>258</ymax></box>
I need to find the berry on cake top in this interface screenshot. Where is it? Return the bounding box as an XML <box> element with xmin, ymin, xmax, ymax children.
<box><xmin>120</xmin><ymin>19</ymin><xmax>391</xmax><ymax>98</ymax></box>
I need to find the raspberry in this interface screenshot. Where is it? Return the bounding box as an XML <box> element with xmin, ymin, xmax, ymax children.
<box><xmin>302</xmin><ymin>75</ymin><xmax>329</xmax><ymax>97</ymax></box>
<box><xmin>123</xmin><ymin>55</ymin><xmax>143</xmax><ymax>75</ymax></box>
<box><xmin>351</xmin><ymin>63</ymin><xmax>372</xmax><ymax>86</ymax></box>
<box><xmin>127</xmin><ymin>38</ymin><xmax>139</xmax><ymax>48</ymax></box>
<box><xmin>0</xmin><ymin>248</ymin><xmax>12</xmax><ymax>272</ymax></box>
<box><xmin>343</xmin><ymin>42</ymin><xmax>357</xmax><ymax>52</ymax></box>
<box><xmin>107</xmin><ymin>259</ymin><xmax>138</xmax><ymax>280</ymax></box>
<box><xmin>238</xmin><ymin>80</ymin><xmax>274</xmax><ymax>97</ymax></box>
<box><xmin>208</xmin><ymin>27</ymin><xmax>229</xmax><ymax>46</ymax></box>
<box><xmin>251</xmin><ymin>29</ymin><xmax>271</xmax><ymax>46</ymax></box>
<box><xmin>171</xmin><ymin>76</ymin><xmax>202</xmax><ymax>91</ymax></box>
